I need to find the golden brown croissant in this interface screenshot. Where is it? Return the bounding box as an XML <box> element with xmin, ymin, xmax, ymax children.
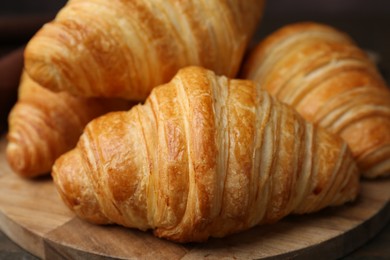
<box><xmin>52</xmin><ymin>66</ymin><xmax>359</xmax><ymax>242</ymax></box>
<box><xmin>241</xmin><ymin>22</ymin><xmax>390</xmax><ymax>178</ymax></box>
<box><xmin>6</xmin><ymin>72</ymin><xmax>132</xmax><ymax>178</ymax></box>
<box><xmin>24</xmin><ymin>0</ymin><xmax>265</xmax><ymax>100</ymax></box>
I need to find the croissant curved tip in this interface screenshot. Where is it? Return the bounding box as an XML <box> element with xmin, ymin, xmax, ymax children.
<box><xmin>6</xmin><ymin>115</ymin><xmax>54</xmax><ymax>177</ymax></box>
<box><xmin>52</xmin><ymin>149</ymin><xmax>110</xmax><ymax>224</ymax></box>
<box><xmin>24</xmin><ymin>51</ymin><xmax>60</xmax><ymax>94</ymax></box>
<box><xmin>6</xmin><ymin>140</ymin><xmax>28</xmax><ymax>175</ymax></box>
<box><xmin>24</xmin><ymin>24</ymin><xmax>69</xmax><ymax>94</ymax></box>
<box><xmin>6</xmin><ymin>133</ymin><xmax>47</xmax><ymax>178</ymax></box>
<box><xmin>361</xmin><ymin>162</ymin><xmax>390</xmax><ymax>179</ymax></box>
<box><xmin>356</xmin><ymin>145</ymin><xmax>390</xmax><ymax>178</ymax></box>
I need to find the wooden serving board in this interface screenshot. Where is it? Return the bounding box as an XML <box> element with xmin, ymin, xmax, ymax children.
<box><xmin>0</xmin><ymin>137</ymin><xmax>389</xmax><ymax>260</ymax></box>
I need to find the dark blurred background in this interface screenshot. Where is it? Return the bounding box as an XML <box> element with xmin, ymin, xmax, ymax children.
<box><xmin>0</xmin><ymin>0</ymin><xmax>67</xmax><ymax>55</ymax></box>
<box><xmin>1</xmin><ymin>0</ymin><xmax>390</xmax><ymax>58</ymax></box>
<box><xmin>258</xmin><ymin>0</ymin><xmax>390</xmax><ymax>75</ymax></box>
<box><xmin>0</xmin><ymin>0</ymin><xmax>67</xmax><ymax>133</ymax></box>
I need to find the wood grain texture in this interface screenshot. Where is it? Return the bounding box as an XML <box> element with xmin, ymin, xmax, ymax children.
<box><xmin>0</xmin><ymin>137</ymin><xmax>389</xmax><ymax>259</ymax></box>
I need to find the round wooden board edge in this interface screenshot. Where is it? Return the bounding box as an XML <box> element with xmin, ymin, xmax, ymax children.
<box><xmin>39</xmin><ymin>182</ymin><xmax>390</xmax><ymax>260</ymax></box>
<box><xmin>266</xmin><ymin>200</ymin><xmax>390</xmax><ymax>260</ymax></box>
<box><xmin>0</xmin><ymin>207</ymin><xmax>46</xmax><ymax>258</ymax></box>
<box><xmin>38</xmin><ymin>200</ymin><xmax>390</xmax><ymax>260</ymax></box>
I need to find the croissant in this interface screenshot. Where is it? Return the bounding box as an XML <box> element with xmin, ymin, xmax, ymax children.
<box><xmin>52</xmin><ymin>66</ymin><xmax>359</xmax><ymax>242</ymax></box>
<box><xmin>6</xmin><ymin>72</ymin><xmax>132</xmax><ymax>178</ymax></box>
<box><xmin>24</xmin><ymin>0</ymin><xmax>265</xmax><ymax>100</ymax></box>
<box><xmin>241</xmin><ymin>22</ymin><xmax>390</xmax><ymax>178</ymax></box>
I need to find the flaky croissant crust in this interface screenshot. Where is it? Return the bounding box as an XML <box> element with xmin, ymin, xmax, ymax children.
<box><xmin>24</xmin><ymin>0</ymin><xmax>264</xmax><ymax>100</ymax></box>
<box><xmin>242</xmin><ymin>22</ymin><xmax>390</xmax><ymax>178</ymax></box>
<box><xmin>6</xmin><ymin>72</ymin><xmax>131</xmax><ymax>177</ymax></box>
<box><xmin>52</xmin><ymin>67</ymin><xmax>359</xmax><ymax>242</ymax></box>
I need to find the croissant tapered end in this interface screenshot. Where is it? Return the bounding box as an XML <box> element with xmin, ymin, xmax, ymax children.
<box><xmin>52</xmin><ymin>66</ymin><xmax>359</xmax><ymax>242</ymax></box>
<box><xmin>242</xmin><ymin>21</ymin><xmax>390</xmax><ymax>178</ymax></box>
<box><xmin>23</xmin><ymin>23</ymin><xmax>71</xmax><ymax>93</ymax></box>
<box><xmin>6</xmin><ymin>135</ymin><xmax>45</xmax><ymax>178</ymax></box>
<box><xmin>52</xmin><ymin>149</ymin><xmax>110</xmax><ymax>224</ymax></box>
<box><xmin>6</xmin><ymin>72</ymin><xmax>132</xmax><ymax>178</ymax></box>
<box><xmin>6</xmin><ymin>75</ymin><xmax>64</xmax><ymax>177</ymax></box>
<box><xmin>6</xmin><ymin>115</ymin><xmax>55</xmax><ymax>178</ymax></box>
<box><xmin>24</xmin><ymin>0</ymin><xmax>265</xmax><ymax>99</ymax></box>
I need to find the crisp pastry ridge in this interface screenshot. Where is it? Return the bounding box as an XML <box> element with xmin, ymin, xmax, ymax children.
<box><xmin>6</xmin><ymin>72</ymin><xmax>132</xmax><ymax>177</ymax></box>
<box><xmin>242</xmin><ymin>22</ymin><xmax>390</xmax><ymax>178</ymax></box>
<box><xmin>52</xmin><ymin>66</ymin><xmax>359</xmax><ymax>242</ymax></box>
<box><xmin>24</xmin><ymin>0</ymin><xmax>265</xmax><ymax>100</ymax></box>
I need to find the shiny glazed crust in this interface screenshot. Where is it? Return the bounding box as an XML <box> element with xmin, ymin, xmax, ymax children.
<box><xmin>24</xmin><ymin>0</ymin><xmax>265</xmax><ymax>100</ymax></box>
<box><xmin>52</xmin><ymin>66</ymin><xmax>359</xmax><ymax>242</ymax></box>
<box><xmin>242</xmin><ymin>22</ymin><xmax>390</xmax><ymax>178</ymax></box>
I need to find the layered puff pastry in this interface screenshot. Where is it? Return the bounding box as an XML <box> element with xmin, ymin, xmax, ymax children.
<box><xmin>242</xmin><ymin>22</ymin><xmax>390</xmax><ymax>178</ymax></box>
<box><xmin>52</xmin><ymin>66</ymin><xmax>359</xmax><ymax>242</ymax></box>
<box><xmin>6</xmin><ymin>72</ymin><xmax>132</xmax><ymax>178</ymax></box>
<box><xmin>24</xmin><ymin>0</ymin><xmax>265</xmax><ymax>100</ymax></box>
